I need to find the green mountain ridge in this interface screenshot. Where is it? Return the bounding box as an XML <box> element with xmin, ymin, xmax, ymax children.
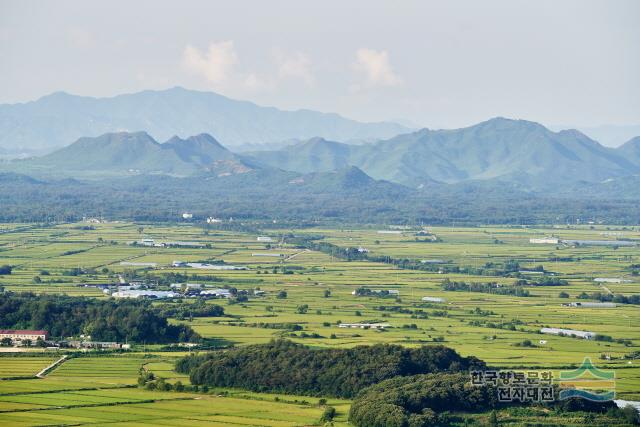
<box><xmin>248</xmin><ymin>117</ymin><xmax>640</xmax><ymax>187</ymax></box>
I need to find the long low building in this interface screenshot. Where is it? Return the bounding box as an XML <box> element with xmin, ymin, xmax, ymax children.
<box><xmin>0</xmin><ymin>329</ymin><xmax>48</xmax><ymax>341</ymax></box>
<box><xmin>562</xmin><ymin>302</ymin><xmax>617</xmax><ymax>308</ymax></box>
<box><xmin>540</xmin><ymin>327</ymin><xmax>595</xmax><ymax>339</ymax></box>
<box><xmin>339</xmin><ymin>323</ymin><xmax>391</xmax><ymax>329</ymax></box>
<box><xmin>111</xmin><ymin>290</ymin><xmax>177</xmax><ymax>299</ymax></box>
<box><xmin>422</xmin><ymin>296</ymin><xmax>446</xmax><ymax>303</ymax></box>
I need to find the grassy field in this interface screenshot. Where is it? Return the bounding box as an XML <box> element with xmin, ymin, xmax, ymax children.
<box><xmin>0</xmin><ymin>221</ymin><xmax>638</xmax><ymax>425</ymax></box>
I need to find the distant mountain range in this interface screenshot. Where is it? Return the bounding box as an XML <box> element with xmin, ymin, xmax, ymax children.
<box><xmin>4</xmin><ymin>118</ymin><xmax>640</xmax><ymax>193</ymax></box>
<box><xmin>0</xmin><ymin>87</ymin><xmax>409</xmax><ymax>152</ymax></box>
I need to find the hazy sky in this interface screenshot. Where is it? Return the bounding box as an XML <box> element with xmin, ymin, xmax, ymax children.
<box><xmin>1</xmin><ymin>0</ymin><xmax>638</xmax><ymax>129</ymax></box>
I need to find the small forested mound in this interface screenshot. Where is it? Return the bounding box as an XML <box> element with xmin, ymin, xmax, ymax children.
<box><xmin>177</xmin><ymin>339</ymin><xmax>485</xmax><ymax>398</ymax></box>
<box><xmin>0</xmin><ymin>292</ymin><xmax>199</xmax><ymax>343</ymax></box>
<box><xmin>348</xmin><ymin>373</ymin><xmax>618</xmax><ymax>427</ymax></box>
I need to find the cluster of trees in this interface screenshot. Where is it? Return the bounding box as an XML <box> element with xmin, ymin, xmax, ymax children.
<box><xmin>176</xmin><ymin>339</ymin><xmax>485</xmax><ymax>398</ymax></box>
<box><xmin>441</xmin><ymin>279</ymin><xmax>531</xmax><ymax>297</ymax></box>
<box><xmin>578</xmin><ymin>291</ymin><xmax>640</xmax><ymax>305</ymax></box>
<box><xmin>0</xmin><ymin>292</ymin><xmax>199</xmax><ymax>343</ymax></box>
<box><xmin>515</xmin><ymin>277</ymin><xmax>568</xmax><ymax>286</ymax></box>
<box><xmin>353</xmin><ymin>288</ymin><xmax>398</xmax><ymax>298</ymax></box>
<box><xmin>154</xmin><ymin>301</ymin><xmax>224</xmax><ymax>320</ymax></box>
<box><xmin>348</xmin><ymin>373</ymin><xmax>620</xmax><ymax>427</ymax></box>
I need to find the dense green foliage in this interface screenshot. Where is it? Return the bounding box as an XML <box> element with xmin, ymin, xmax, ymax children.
<box><xmin>177</xmin><ymin>339</ymin><xmax>485</xmax><ymax>398</ymax></box>
<box><xmin>348</xmin><ymin>373</ymin><xmax>619</xmax><ymax>427</ymax></box>
<box><xmin>442</xmin><ymin>279</ymin><xmax>531</xmax><ymax>297</ymax></box>
<box><xmin>0</xmin><ymin>292</ymin><xmax>199</xmax><ymax>343</ymax></box>
<box><xmin>1</xmin><ymin>168</ymin><xmax>640</xmax><ymax>224</ymax></box>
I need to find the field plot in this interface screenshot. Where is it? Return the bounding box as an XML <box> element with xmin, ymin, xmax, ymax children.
<box><xmin>0</xmin><ymin>357</ymin><xmax>57</xmax><ymax>378</ymax></box>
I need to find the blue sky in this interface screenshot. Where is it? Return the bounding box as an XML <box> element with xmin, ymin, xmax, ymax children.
<box><xmin>1</xmin><ymin>0</ymin><xmax>638</xmax><ymax>130</ymax></box>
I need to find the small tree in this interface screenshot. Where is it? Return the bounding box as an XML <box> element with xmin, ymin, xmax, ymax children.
<box><xmin>320</xmin><ymin>406</ymin><xmax>336</xmax><ymax>423</ymax></box>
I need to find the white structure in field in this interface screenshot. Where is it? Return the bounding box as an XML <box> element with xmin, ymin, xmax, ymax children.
<box><xmin>529</xmin><ymin>238</ymin><xmax>559</xmax><ymax>244</ymax></box>
<box><xmin>182</xmin><ymin>212</ymin><xmax>193</xmax><ymax>219</ymax></box>
<box><xmin>377</xmin><ymin>230</ymin><xmax>402</xmax><ymax>234</ymax></box>
<box><xmin>206</xmin><ymin>217</ymin><xmax>222</xmax><ymax>223</ymax></box>
<box><xmin>594</xmin><ymin>278</ymin><xmax>625</xmax><ymax>284</ymax></box>
<box><xmin>562</xmin><ymin>302</ymin><xmax>617</xmax><ymax>308</ymax></box>
<box><xmin>119</xmin><ymin>262</ymin><xmax>157</xmax><ymax>268</ymax></box>
<box><xmin>351</xmin><ymin>289</ymin><xmax>399</xmax><ymax>296</ymax></box>
<box><xmin>170</xmin><ymin>283</ymin><xmax>203</xmax><ymax>290</ymax></box>
<box><xmin>422</xmin><ymin>296</ymin><xmax>446</xmax><ymax>303</ymax></box>
<box><xmin>338</xmin><ymin>323</ymin><xmax>391</xmax><ymax>329</ymax></box>
<box><xmin>251</xmin><ymin>253</ymin><xmax>282</xmax><ymax>257</ymax></box>
<box><xmin>257</xmin><ymin>236</ymin><xmax>273</xmax><ymax>242</ymax></box>
<box><xmin>540</xmin><ymin>327</ymin><xmax>595</xmax><ymax>339</ymax></box>
<box><xmin>111</xmin><ymin>290</ymin><xmax>177</xmax><ymax>299</ymax></box>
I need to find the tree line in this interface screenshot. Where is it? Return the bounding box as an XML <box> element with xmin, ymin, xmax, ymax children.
<box><xmin>0</xmin><ymin>292</ymin><xmax>201</xmax><ymax>343</ymax></box>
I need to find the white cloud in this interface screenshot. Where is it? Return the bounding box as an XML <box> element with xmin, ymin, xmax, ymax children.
<box><xmin>277</xmin><ymin>52</ymin><xmax>314</xmax><ymax>86</ymax></box>
<box><xmin>182</xmin><ymin>41</ymin><xmax>238</xmax><ymax>85</ymax></box>
<box><xmin>353</xmin><ymin>48</ymin><xmax>402</xmax><ymax>89</ymax></box>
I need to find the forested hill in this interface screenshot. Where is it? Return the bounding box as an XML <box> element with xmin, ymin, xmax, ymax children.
<box><xmin>176</xmin><ymin>339</ymin><xmax>485</xmax><ymax>398</ymax></box>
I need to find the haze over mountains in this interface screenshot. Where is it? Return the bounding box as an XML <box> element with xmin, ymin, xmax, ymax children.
<box><xmin>0</xmin><ymin>87</ymin><xmax>409</xmax><ymax>153</ymax></box>
<box><xmin>248</xmin><ymin>118</ymin><xmax>640</xmax><ymax>188</ymax></box>
<box><xmin>4</xmin><ymin>117</ymin><xmax>640</xmax><ymax>194</ymax></box>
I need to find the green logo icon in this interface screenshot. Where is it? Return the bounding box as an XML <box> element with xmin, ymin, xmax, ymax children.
<box><xmin>558</xmin><ymin>358</ymin><xmax>615</xmax><ymax>401</ymax></box>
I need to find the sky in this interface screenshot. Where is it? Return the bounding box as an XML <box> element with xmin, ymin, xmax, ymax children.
<box><xmin>1</xmin><ymin>0</ymin><xmax>639</xmax><ymax>131</ymax></box>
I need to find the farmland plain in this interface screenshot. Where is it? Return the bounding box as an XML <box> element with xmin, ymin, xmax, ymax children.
<box><xmin>0</xmin><ymin>221</ymin><xmax>638</xmax><ymax>425</ymax></box>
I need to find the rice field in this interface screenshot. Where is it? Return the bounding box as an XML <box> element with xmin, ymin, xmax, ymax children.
<box><xmin>0</xmin><ymin>221</ymin><xmax>638</xmax><ymax>424</ymax></box>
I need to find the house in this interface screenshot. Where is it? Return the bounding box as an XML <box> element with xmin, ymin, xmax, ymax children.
<box><xmin>206</xmin><ymin>217</ymin><xmax>222</xmax><ymax>223</ymax></box>
<box><xmin>139</xmin><ymin>238</ymin><xmax>155</xmax><ymax>246</ymax></box>
<box><xmin>172</xmin><ymin>260</ymin><xmax>187</xmax><ymax>267</ymax></box>
<box><xmin>257</xmin><ymin>236</ymin><xmax>273</xmax><ymax>242</ymax></box>
<box><xmin>422</xmin><ymin>296</ymin><xmax>446</xmax><ymax>303</ymax></box>
<box><xmin>357</xmin><ymin>246</ymin><xmax>369</xmax><ymax>253</ymax></box>
<box><xmin>0</xmin><ymin>329</ymin><xmax>48</xmax><ymax>342</ymax></box>
<box><xmin>338</xmin><ymin>323</ymin><xmax>391</xmax><ymax>329</ymax></box>
<box><xmin>540</xmin><ymin>327</ymin><xmax>595</xmax><ymax>339</ymax></box>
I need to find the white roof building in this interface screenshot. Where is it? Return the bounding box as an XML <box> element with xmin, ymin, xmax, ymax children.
<box><xmin>338</xmin><ymin>323</ymin><xmax>391</xmax><ymax>329</ymax></box>
<box><xmin>540</xmin><ymin>327</ymin><xmax>595</xmax><ymax>339</ymax></box>
<box><xmin>422</xmin><ymin>296</ymin><xmax>446</xmax><ymax>303</ymax></box>
<box><xmin>111</xmin><ymin>290</ymin><xmax>177</xmax><ymax>299</ymax></box>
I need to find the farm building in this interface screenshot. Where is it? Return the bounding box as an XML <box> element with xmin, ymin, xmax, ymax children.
<box><xmin>338</xmin><ymin>323</ymin><xmax>391</xmax><ymax>329</ymax></box>
<box><xmin>529</xmin><ymin>238</ymin><xmax>559</xmax><ymax>244</ymax></box>
<box><xmin>199</xmin><ymin>289</ymin><xmax>232</xmax><ymax>298</ymax></box>
<box><xmin>257</xmin><ymin>236</ymin><xmax>273</xmax><ymax>242</ymax></box>
<box><xmin>182</xmin><ymin>212</ymin><xmax>193</xmax><ymax>219</ymax></box>
<box><xmin>351</xmin><ymin>289</ymin><xmax>399</xmax><ymax>296</ymax></box>
<box><xmin>594</xmin><ymin>278</ymin><xmax>625</xmax><ymax>284</ymax></box>
<box><xmin>111</xmin><ymin>290</ymin><xmax>177</xmax><ymax>299</ymax></box>
<box><xmin>170</xmin><ymin>283</ymin><xmax>203</xmax><ymax>290</ymax></box>
<box><xmin>562</xmin><ymin>302</ymin><xmax>617</xmax><ymax>308</ymax></box>
<box><xmin>0</xmin><ymin>329</ymin><xmax>48</xmax><ymax>342</ymax></box>
<box><xmin>540</xmin><ymin>327</ymin><xmax>595</xmax><ymax>339</ymax></box>
<box><xmin>251</xmin><ymin>253</ymin><xmax>282</xmax><ymax>257</ymax></box>
<box><xmin>377</xmin><ymin>230</ymin><xmax>402</xmax><ymax>234</ymax></box>
<box><xmin>422</xmin><ymin>296</ymin><xmax>446</xmax><ymax>303</ymax></box>
<box><xmin>119</xmin><ymin>262</ymin><xmax>158</xmax><ymax>268</ymax></box>
<box><xmin>185</xmin><ymin>262</ymin><xmax>247</xmax><ymax>270</ymax></box>
<box><xmin>206</xmin><ymin>217</ymin><xmax>222</xmax><ymax>223</ymax></box>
